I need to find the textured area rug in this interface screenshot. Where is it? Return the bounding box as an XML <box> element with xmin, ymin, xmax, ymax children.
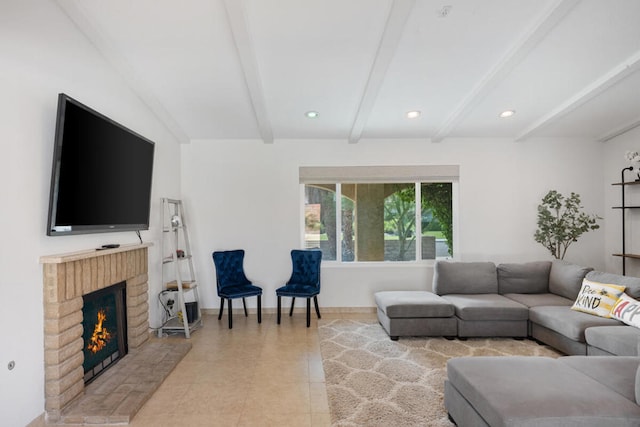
<box><xmin>319</xmin><ymin>319</ymin><xmax>562</xmax><ymax>427</ymax></box>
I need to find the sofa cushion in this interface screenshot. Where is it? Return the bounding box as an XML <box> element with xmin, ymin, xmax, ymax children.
<box><xmin>529</xmin><ymin>306</ymin><xmax>621</xmax><ymax>342</ymax></box>
<box><xmin>497</xmin><ymin>261</ymin><xmax>551</xmax><ymax>294</ymax></box>
<box><xmin>503</xmin><ymin>292</ymin><xmax>573</xmax><ymax>308</ymax></box>
<box><xmin>587</xmin><ymin>271</ymin><xmax>640</xmax><ymax>299</ymax></box>
<box><xmin>446</xmin><ymin>356</ymin><xmax>640</xmax><ymax>426</ymax></box>
<box><xmin>571</xmin><ymin>279</ymin><xmax>626</xmax><ymax>318</ymax></box>
<box><xmin>442</xmin><ymin>294</ymin><xmax>529</xmax><ymax>321</ymax></box>
<box><xmin>433</xmin><ymin>261</ymin><xmax>497</xmax><ymax>295</ymax></box>
<box><xmin>559</xmin><ymin>356</ymin><xmax>640</xmax><ymax>404</ymax></box>
<box><xmin>548</xmin><ymin>260</ymin><xmax>593</xmax><ymax>300</ymax></box>
<box><xmin>611</xmin><ymin>293</ymin><xmax>640</xmax><ymax>327</ymax></box>
<box><xmin>374</xmin><ymin>291</ymin><xmax>454</xmax><ymax>318</ymax></box>
<box><xmin>585</xmin><ymin>326</ymin><xmax>640</xmax><ymax>356</ymax></box>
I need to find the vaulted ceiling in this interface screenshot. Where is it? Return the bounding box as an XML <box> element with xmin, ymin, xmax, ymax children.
<box><xmin>55</xmin><ymin>0</ymin><xmax>640</xmax><ymax>144</ymax></box>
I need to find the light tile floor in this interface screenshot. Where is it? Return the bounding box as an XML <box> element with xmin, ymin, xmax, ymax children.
<box><xmin>129</xmin><ymin>311</ymin><xmax>376</xmax><ymax>427</ymax></box>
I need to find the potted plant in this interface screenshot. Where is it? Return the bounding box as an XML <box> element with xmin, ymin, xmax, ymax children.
<box><xmin>534</xmin><ymin>190</ymin><xmax>601</xmax><ymax>260</ymax></box>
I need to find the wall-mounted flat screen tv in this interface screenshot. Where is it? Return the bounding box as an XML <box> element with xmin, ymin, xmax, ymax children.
<box><xmin>47</xmin><ymin>93</ymin><xmax>155</xmax><ymax>236</ymax></box>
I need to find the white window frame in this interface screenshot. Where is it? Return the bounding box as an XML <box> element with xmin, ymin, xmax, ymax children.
<box><xmin>300</xmin><ymin>166</ymin><xmax>460</xmax><ymax>265</ymax></box>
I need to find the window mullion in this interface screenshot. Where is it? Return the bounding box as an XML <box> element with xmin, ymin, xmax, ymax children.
<box><xmin>415</xmin><ymin>182</ymin><xmax>421</xmax><ymax>261</ymax></box>
<box><xmin>336</xmin><ymin>183</ymin><xmax>342</xmax><ymax>263</ymax></box>
<box><xmin>300</xmin><ymin>184</ymin><xmax>306</xmax><ymax>249</ymax></box>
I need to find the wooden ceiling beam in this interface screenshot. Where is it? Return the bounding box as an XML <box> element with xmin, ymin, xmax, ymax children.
<box><xmin>54</xmin><ymin>0</ymin><xmax>190</xmax><ymax>144</ymax></box>
<box><xmin>348</xmin><ymin>0</ymin><xmax>416</xmax><ymax>144</ymax></box>
<box><xmin>598</xmin><ymin>117</ymin><xmax>640</xmax><ymax>143</ymax></box>
<box><xmin>223</xmin><ymin>0</ymin><xmax>274</xmax><ymax>144</ymax></box>
<box><xmin>516</xmin><ymin>49</ymin><xmax>640</xmax><ymax>141</ymax></box>
<box><xmin>431</xmin><ymin>0</ymin><xmax>579</xmax><ymax>143</ymax></box>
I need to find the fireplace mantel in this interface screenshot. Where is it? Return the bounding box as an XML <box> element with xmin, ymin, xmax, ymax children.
<box><xmin>40</xmin><ymin>242</ymin><xmax>152</xmax><ymax>264</ymax></box>
<box><xmin>40</xmin><ymin>243</ymin><xmax>152</xmax><ymax>422</ymax></box>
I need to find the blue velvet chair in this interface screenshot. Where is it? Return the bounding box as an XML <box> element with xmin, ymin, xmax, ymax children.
<box><xmin>212</xmin><ymin>250</ymin><xmax>262</xmax><ymax>329</ymax></box>
<box><xmin>276</xmin><ymin>249</ymin><xmax>322</xmax><ymax>327</ymax></box>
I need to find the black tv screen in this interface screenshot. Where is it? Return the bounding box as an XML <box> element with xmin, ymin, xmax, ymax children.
<box><xmin>47</xmin><ymin>94</ymin><xmax>155</xmax><ymax>236</ymax></box>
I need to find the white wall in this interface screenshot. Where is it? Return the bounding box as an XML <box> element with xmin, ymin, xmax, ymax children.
<box><xmin>182</xmin><ymin>137</ymin><xmax>606</xmax><ymax>311</ymax></box>
<box><xmin>0</xmin><ymin>2</ymin><xmax>181</xmax><ymax>425</ymax></box>
<box><xmin>603</xmin><ymin>126</ymin><xmax>640</xmax><ymax>278</ymax></box>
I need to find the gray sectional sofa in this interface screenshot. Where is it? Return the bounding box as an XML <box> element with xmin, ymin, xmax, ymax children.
<box><xmin>375</xmin><ymin>260</ymin><xmax>640</xmax><ymax>426</ymax></box>
<box><xmin>376</xmin><ymin>260</ymin><xmax>640</xmax><ymax>356</ymax></box>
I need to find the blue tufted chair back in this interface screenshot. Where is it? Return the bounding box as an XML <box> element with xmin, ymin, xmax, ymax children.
<box><xmin>212</xmin><ymin>250</ymin><xmax>251</xmax><ymax>293</ymax></box>
<box><xmin>287</xmin><ymin>249</ymin><xmax>322</xmax><ymax>290</ymax></box>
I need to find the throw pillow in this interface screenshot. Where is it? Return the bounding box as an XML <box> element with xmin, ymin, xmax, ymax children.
<box><xmin>610</xmin><ymin>293</ymin><xmax>640</xmax><ymax>328</ymax></box>
<box><xmin>570</xmin><ymin>279</ymin><xmax>626</xmax><ymax>318</ymax></box>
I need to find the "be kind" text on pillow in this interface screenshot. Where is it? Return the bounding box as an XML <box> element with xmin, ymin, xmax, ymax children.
<box><xmin>571</xmin><ymin>279</ymin><xmax>626</xmax><ymax>318</ymax></box>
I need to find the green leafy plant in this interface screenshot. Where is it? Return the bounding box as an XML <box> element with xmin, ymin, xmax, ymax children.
<box><xmin>422</xmin><ymin>183</ymin><xmax>453</xmax><ymax>256</ymax></box>
<box><xmin>384</xmin><ymin>186</ymin><xmax>416</xmax><ymax>261</ymax></box>
<box><xmin>534</xmin><ymin>190</ymin><xmax>601</xmax><ymax>260</ymax></box>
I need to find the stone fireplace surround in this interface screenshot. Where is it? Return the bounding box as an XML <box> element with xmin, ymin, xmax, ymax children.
<box><xmin>40</xmin><ymin>244</ymin><xmax>190</xmax><ymax>424</ymax></box>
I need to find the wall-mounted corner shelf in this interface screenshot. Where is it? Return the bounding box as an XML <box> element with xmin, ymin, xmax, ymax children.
<box><xmin>613</xmin><ymin>253</ymin><xmax>640</xmax><ymax>260</ymax></box>
<box><xmin>612</xmin><ymin>169</ymin><xmax>640</xmax><ymax>275</ymax></box>
<box><xmin>611</xmin><ymin>181</ymin><xmax>640</xmax><ymax>186</ymax></box>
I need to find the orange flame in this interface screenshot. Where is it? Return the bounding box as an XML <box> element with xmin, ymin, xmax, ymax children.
<box><xmin>87</xmin><ymin>309</ymin><xmax>112</xmax><ymax>354</ymax></box>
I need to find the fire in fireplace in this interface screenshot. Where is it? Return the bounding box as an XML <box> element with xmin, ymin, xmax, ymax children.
<box><xmin>82</xmin><ymin>281</ymin><xmax>128</xmax><ymax>384</ymax></box>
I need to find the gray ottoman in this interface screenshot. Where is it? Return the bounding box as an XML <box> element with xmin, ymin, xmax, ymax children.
<box><xmin>375</xmin><ymin>291</ymin><xmax>457</xmax><ymax>340</ymax></box>
<box><xmin>445</xmin><ymin>356</ymin><xmax>640</xmax><ymax>426</ymax></box>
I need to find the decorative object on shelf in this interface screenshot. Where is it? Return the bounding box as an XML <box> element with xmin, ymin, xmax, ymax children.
<box><xmin>170</xmin><ymin>214</ymin><xmax>182</xmax><ymax>228</ymax></box>
<box><xmin>534</xmin><ymin>190</ymin><xmax>601</xmax><ymax>260</ymax></box>
<box><xmin>625</xmin><ymin>150</ymin><xmax>640</xmax><ymax>181</ymax></box>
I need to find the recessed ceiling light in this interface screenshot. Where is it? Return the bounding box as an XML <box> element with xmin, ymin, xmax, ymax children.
<box><xmin>305</xmin><ymin>111</ymin><xmax>319</xmax><ymax>119</ymax></box>
<box><xmin>499</xmin><ymin>110</ymin><xmax>515</xmax><ymax>118</ymax></box>
<box><xmin>406</xmin><ymin>110</ymin><xmax>421</xmax><ymax>119</ymax></box>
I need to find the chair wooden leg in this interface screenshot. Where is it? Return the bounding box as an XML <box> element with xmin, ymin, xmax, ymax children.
<box><xmin>218</xmin><ymin>298</ymin><xmax>224</xmax><ymax>320</ymax></box>
<box><xmin>242</xmin><ymin>298</ymin><xmax>248</xmax><ymax>317</ymax></box>
<box><xmin>314</xmin><ymin>295</ymin><xmax>321</xmax><ymax>319</ymax></box>
<box><xmin>289</xmin><ymin>297</ymin><xmax>296</xmax><ymax>316</ymax></box>
<box><xmin>277</xmin><ymin>296</ymin><xmax>282</xmax><ymax>324</ymax></box>
<box><xmin>228</xmin><ymin>298</ymin><xmax>233</xmax><ymax>329</ymax></box>
<box><xmin>306</xmin><ymin>298</ymin><xmax>311</xmax><ymax>327</ymax></box>
<box><xmin>257</xmin><ymin>295</ymin><xmax>262</xmax><ymax>324</ymax></box>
